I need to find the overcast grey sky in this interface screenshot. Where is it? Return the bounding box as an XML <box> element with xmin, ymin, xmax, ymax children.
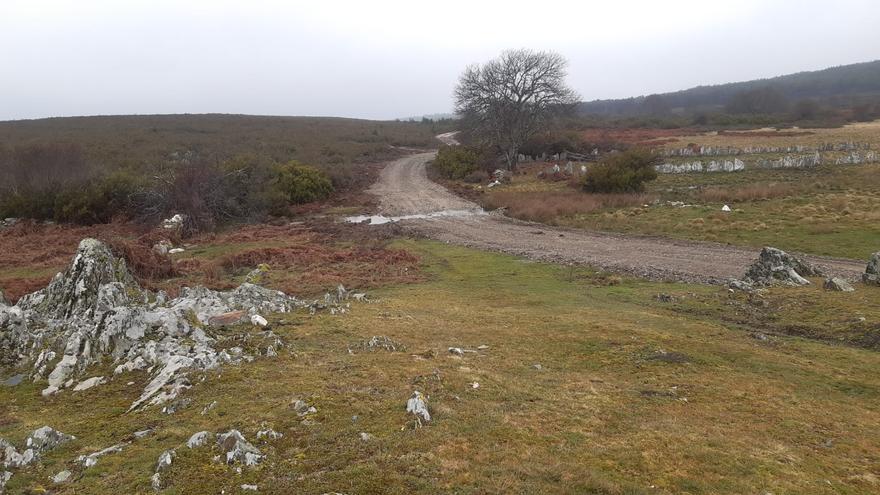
<box><xmin>2</xmin><ymin>0</ymin><xmax>878</xmax><ymax>121</ymax></box>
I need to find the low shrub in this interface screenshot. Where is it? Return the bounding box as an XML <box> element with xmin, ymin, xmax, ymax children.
<box><xmin>432</xmin><ymin>145</ymin><xmax>482</xmax><ymax>180</ymax></box>
<box><xmin>581</xmin><ymin>149</ymin><xmax>658</xmax><ymax>193</ymax></box>
<box><xmin>0</xmin><ymin>169</ymin><xmax>140</xmax><ymax>224</ymax></box>
<box><xmin>272</xmin><ymin>161</ymin><xmax>334</xmax><ymax>204</ymax></box>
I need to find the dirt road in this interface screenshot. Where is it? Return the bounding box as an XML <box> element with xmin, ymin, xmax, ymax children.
<box><xmin>367</xmin><ymin>151</ymin><xmax>865</xmax><ymax>284</ymax></box>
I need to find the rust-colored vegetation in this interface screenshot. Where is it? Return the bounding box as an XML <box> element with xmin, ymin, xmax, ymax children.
<box><xmin>0</xmin><ymin>222</ymin><xmax>421</xmax><ymax>302</ymax></box>
<box><xmin>484</xmin><ymin>190</ymin><xmax>656</xmax><ymax>223</ymax></box>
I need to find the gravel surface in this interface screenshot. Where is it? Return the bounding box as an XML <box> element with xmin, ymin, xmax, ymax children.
<box><xmin>369</xmin><ymin>151</ymin><xmax>865</xmax><ymax>284</ymax></box>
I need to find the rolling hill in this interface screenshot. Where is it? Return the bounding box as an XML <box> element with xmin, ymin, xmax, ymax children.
<box><xmin>579</xmin><ymin>59</ymin><xmax>880</xmax><ymax>117</ymax></box>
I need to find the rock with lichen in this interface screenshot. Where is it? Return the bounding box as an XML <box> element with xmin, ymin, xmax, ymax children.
<box><xmin>743</xmin><ymin>247</ymin><xmax>821</xmax><ymax>287</ymax></box>
<box><xmin>864</xmin><ymin>252</ymin><xmax>880</xmax><ymax>286</ymax></box>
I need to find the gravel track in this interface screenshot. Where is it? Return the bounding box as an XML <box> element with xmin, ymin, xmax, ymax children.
<box><xmin>368</xmin><ymin>149</ymin><xmax>865</xmax><ymax>284</ymax></box>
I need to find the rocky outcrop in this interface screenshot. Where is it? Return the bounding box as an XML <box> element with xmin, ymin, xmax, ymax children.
<box><xmin>16</xmin><ymin>238</ymin><xmax>139</xmax><ymax>320</ymax></box>
<box><xmin>2</xmin><ymin>427</ymin><xmax>74</xmax><ymax>469</ymax></box>
<box><xmin>743</xmin><ymin>247</ymin><xmax>822</xmax><ymax>287</ymax></box>
<box><xmin>217</xmin><ymin>430</ymin><xmax>262</xmax><ymax>466</ymax></box>
<box><xmin>77</xmin><ymin>443</ymin><xmax>127</xmax><ymax>468</ymax></box>
<box><xmin>864</xmin><ymin>252</ymin><xmax>880</xmax><ymax>286</ymax></box>
<box><xmin>0</xmin><ymin>470</ymin><xmax>11</xmax><ymax>493</ymax></box>
<box><xmin>0</xmin><ymin>238</ymin><xmax>357</xmax><ymax>411</ymax></box>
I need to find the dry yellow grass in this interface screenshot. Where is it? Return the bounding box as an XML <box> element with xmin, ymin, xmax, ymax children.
<box><xmin>656</xmin><ymin>120</ymin><xmax>880</xmax><ymax>150</ymax></box>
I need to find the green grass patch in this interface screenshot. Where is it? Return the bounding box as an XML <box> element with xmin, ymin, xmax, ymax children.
<box><xmin>2</xmin><ymin>241</ymin><xmax>879</xmax><ymax>494</ymax></box>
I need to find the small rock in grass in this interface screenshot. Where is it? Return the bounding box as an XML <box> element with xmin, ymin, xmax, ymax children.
<box><xmin>52</xmin><ymin>470</ymin><xmax>71</xmax><ymax>483</ymax></box>
<box><xmin>217</xmin><ymin>430</ymin><xmax>262</xmax><ymax>466</ymax></box>
<box><xmin>532</xmin><ymin>363</ymin><xmax>543</xmax><ymax>370</ymax></box>
<box><xmin>133</xmin><ymin>429</ymin><xmax>153</xmax><ymax>439</ymax></box>
<box><xmin>824</xmin><ymin>277</ymin><xmax>855</xmax><ymax>292</ymax></box>
<box><xmin>151</xmin><ymin>473</ymin><xmax>162</xmax><ymax>491</ymax></box>
<box><xmin>864</xmin><ymin>252</ymin><xmax>880</xmax><ymax>286</ymax></box>
<box><xmin>359</xmin><ymin>432</ymin><xmax>373</xmax><ymax>442</ymax></box>
<box><xmin>155</xmin><ymin>449</ymin><xmax>175</xmax><ymax>472</ymax></box>
<box><xmin>290</xmin><ymin>399</ymin><xmax>317</xmax><ymax>417</ymax></box>
<box><xmin>187</xmin><ymin>431</ymin><xmax>213</xmax><ymax>449</ymax></box>
<box><xmin>728</xmin><ymin>279</ymin><xmax>755</xmax><ymax>292</ymax></box>
<box><xmin>201</xmin><ymin>400</ymin><xmax>218</xmax><ymax>415</ymax></box>
<box><xmin>654</xmin><ymin>293</ymin><xmax>674</xmax><ymax>303</ymax></box>
<box><xmin>477</xmin><ymin>344</ymin><xmax>489</xmax><ymax>350</ymax></box>
<box><xmin>356</xmin><ymin>335</ymin><xmax>404</xmax><ymax>352</ymax></box>
<box><xmin>77</xmin><ymin>443</ymin><xmax>127</xmax><ymax>468</ymax></box>
<box><xmin>72</xmin><ymin>376</ymin><xmax>106</xmax><ymax>392</ymax></box>
<box><xmin>406</xmin><ymin>391</ymin><xmax>431</xmax><ymax>423</ymax></box>
<box><xmin>241</xmin><ymin>484</ymin><xmax>259</xmax><ymax>491</ymax></box>
<box><xmin>256</xmin><ymin>428</ymin><xmax>283</xmax><ymax>442</ymax></box>
<box><xmin>250</xmin><ymin>314</ymin><xmax>268</xmax><ymax>327</ymax></box>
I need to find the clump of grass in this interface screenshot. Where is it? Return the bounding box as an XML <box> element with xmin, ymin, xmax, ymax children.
<box><xmin>105</xmin><ymin>237</ymin><xmax>179</xmax><ymax>282</ymax></box>
<box><xmin>697</xmin><ymin>182</ymin><xmax>797</xmax><ymax>203</ymax></box>
<box><xmin>485</xmin><ymin>190</ymin><xmax>656</xmax><ymax>223</ymax></box>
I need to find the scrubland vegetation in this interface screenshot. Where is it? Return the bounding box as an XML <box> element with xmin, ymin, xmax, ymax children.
<box><xmin>0</xmin><ymin>114</ymin><xmax>446</xmax><ymax>231</ymax></box>
<box><xmin>469</xmin><ymin>121</ymin><xmax>880</xmax><ymax>259</ymax></box>
<box><xmin>580</xmin><ymin>149</ymin><xmax>658</xmax><ymax>193</ymax></box>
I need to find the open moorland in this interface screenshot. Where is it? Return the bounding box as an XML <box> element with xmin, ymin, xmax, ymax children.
<box><xmin>478</xmin><ymin>121</ymin><xmax>880</xmax><ymax>259</ymax></box>
<box><xmin>1</xmin><ymin>118</ymin><xmax>879</xmax><ymax>495</ymax></box>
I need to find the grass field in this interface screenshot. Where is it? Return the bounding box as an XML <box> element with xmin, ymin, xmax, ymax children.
<box><xmin>565</xmin><ymin>163</ymin><xmax>880</xmax><ymax>259</ymax></box>
<box><xmin>2</xmin><ymin>240</ymin><xmax>879</xmax><ymax>494</ymax></box>
<box><xmin>480</xmin><ymin>122</ymin><xmax>880</xmax><ymax>260</ymax></box>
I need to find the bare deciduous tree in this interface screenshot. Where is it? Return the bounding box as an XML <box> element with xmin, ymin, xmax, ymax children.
<box><xmin>454</xmin><ymin>49</ymin><xmax>580</xmax><ymax>170</ymax></box>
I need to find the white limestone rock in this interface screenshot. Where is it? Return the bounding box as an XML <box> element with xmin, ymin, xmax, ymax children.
<box><xmin>187</xmin><ymin>431</ymin><xmax>213</xmax><ymax>449</ymax></box>
<box><xmin>217</xmin><ymin>430</ymin><xmax>262</xmax><ymax>466</ymax></box>
<box><xmin>73</xmin><ymin>376</ymin><xmax>106</xmax><ymax>392</ymax></box>
<box><xmin>406</xmin><ymin>391</ymin><xmax>431</xmax><ymax>423</ymax></box>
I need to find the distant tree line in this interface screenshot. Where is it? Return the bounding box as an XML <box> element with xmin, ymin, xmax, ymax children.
<box><xmin>578</xmin><ymin>59</ymin><xmax>880</xmax><ymax>125</ymax></box>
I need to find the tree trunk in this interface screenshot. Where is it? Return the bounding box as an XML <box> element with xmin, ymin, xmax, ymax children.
<box><xmin>505</xmin><ymin>146</ymin><xmax>519</xmax><ymax>171</ymax></box>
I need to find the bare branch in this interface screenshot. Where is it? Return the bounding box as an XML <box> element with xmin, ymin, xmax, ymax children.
<box><xmin>454</xmin><ymin>49</ymin><xmax>579</xmax><ymax>170</ymax></box>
